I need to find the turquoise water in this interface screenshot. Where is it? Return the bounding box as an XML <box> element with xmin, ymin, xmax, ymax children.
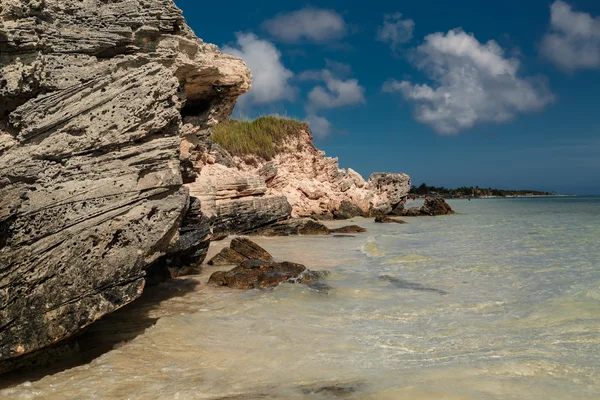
<box><xmin>1</xmin><ymin>197</ymin><xmax>599</xmax><ymax>399</ymax></box>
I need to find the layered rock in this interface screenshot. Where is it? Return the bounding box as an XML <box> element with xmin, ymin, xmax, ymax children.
<box><xmin>185</xmin><ymin>121</ymin><xmax>411</xmax><ymax>221</ymax></box>
<box><xmin>0</xmin><ymin>0</ymin><xmax>250</xmax><ymax>367</ymax></box>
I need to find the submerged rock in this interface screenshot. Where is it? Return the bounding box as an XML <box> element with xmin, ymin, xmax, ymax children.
<box><xmin>208</xmin><ymin>260</ymin><xmax>307</xmax><ymax>289</ymax></box>
<box><xmin>329</xmin><ymin>225</ymin><xmax>368</xmax><ymax>234</ymax></box>
<box><xmin>230</xmin><ymin>238</ymin><xmax>274</xmax><ymax>262</ymax></box>
<box><xmin>248</xmin><ymin>218</ymin><xmax>330</xmax><ymax>236</ymax></box>
<box><xmin>375</xmin><ymin>216</ymin><xmax>407</xmax><ymax>224</ymax></box>
<box><xmin>380</xmin><ymin>275</ymin><xmax>448</xmax><ymax>295</ymax></box>
<box><xmin>0</xmin><ymin>0</ymin><xmax>250</xmax><ymax>367</ymax></box>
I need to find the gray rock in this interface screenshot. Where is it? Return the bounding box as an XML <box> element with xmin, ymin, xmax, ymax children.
<box><xmin>211</xmin><ymin>196</ymin><xmax>292</xmax><ymax>235</ymax></box>
<box><xmin>368</xmin><ymin>172</ymin><xmax>411</xmax><ymax>210</ymax></box>
<box><xmin>0</xmin><ymin>0</ymin><xmax>250</xmax><ymax>367</ymax></box>
<box><xmin>374</xmin><ymin>215</ymin><xmax>407</xmax><ymax>224</ymax></box>
<box><xmin>248</xmin><ymin>218</ymin><xmax>330</xmax><ymax>236</ymax></box>
<box><xmin>329</xmin><ymin>225</ymin><xmax>367</xmax><ymax>233</ymax></box>
<box><xmin>333</xmin><ymin>200</ymin><xmax>364</xmax><ymax>220</ymax></box>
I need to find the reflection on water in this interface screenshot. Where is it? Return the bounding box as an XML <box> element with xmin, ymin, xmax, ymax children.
<box><xmin>1</xmin><ymin>197</ymin><xmax>600</xmax><ymax>399</ymax></box>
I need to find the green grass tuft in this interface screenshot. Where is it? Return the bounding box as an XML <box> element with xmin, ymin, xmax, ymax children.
<box><xmin>211</xmin><ymin>116</ymin><xmax>307</xmax><ymax>160</ymax></box>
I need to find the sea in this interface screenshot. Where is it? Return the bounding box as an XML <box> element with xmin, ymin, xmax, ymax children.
<box><xmin>1</xmin><ymin>196</ymin><xmax>599</xmax><ymax>399</ymax></box>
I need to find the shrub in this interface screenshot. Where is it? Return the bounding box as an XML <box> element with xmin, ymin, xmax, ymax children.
<box><xmin>211</xmin><ymin>116</ymin><xmax>306</xmax><ymax>160</ymax></box>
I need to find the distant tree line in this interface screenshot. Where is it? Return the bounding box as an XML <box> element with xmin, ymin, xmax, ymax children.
<box><xmin>409</xmin><ymin>183</ymin><xmax>554</xmax><ymax>198</ymax></box>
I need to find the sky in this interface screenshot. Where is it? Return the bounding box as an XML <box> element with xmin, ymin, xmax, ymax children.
<box><xmin>174</xmin><ymin>0</ymin><xmax>600</xmax><ymax>194</ymax></box>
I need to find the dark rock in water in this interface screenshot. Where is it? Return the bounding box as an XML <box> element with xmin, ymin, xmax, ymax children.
<box><xmin>375</xmin><ymin>215</ymin><xmax>407</xmax><ymax>224</ymax></box>
<box><xmin>403</xmin><ymin>207</ymin><xmax>423</xmax><ymax>217</ymax></box>
<box><xmin>368</xmin><ymin>203</ymin><xmax>393</xmax><ymax>217</ymax></box>
<box><xmin>420</xmin><ymin>197</ymin><xmax>455</xmax><ymax>216</ymax></box>
<box><xmin>207</xmin><ymin>247</ymin><xmax>248</xmax><ymax>266</ymax></box>
<box><xmin>208</xmin><ymin>260</ymin><xmax>307</xmax><ymax>289</ymax></box>
<box><xmin>329</xmin><ymin>225</ymin><xmax>367</xmax><ymax>234</ymax></box>
<box><xmin>307</xmin><ymin>282</ymin><xmax>333</xmax><ymax>294</ymax></box>
<box><xmin>230</xmin><ymin>238</ymin><xmax>274</xmax><ymax>262</ymax></box>
<box><xmin>300</xmin><ymin>381</ymin><xmax>365</xmax><ymax>397</ymax></box>
<box><xmin>332</xmin><ymin>234</ymin><xmax>356</xmax><ymax>238</ymax></box>
<box><xmin>333</xmin><ymin>200</ymin><xmax>364</xmax><ymax>220</ymax></box>
<box><xmin>389</xmin><ymin>202</ymin><xmax>406</xmax><ymax>216</ymax></box>
<box><xmin>211</xmin><ymin>196</ymin><xmax>292</xmax><ymax>235</ymax></box>
<box><xmin>312</xmin><ymin>212</ymin><xmax>335</xmax><ymax>221</ymax></box>
<box><xmin>290</xmin><ymin>270</ymin><xmax>330</xmax><ymax>285</ymax></box>
<box><xmin>248</xmin><ymin>218</ymin><xmax>330</xmax><ymax>236</ymax></box>
<box><xmin>379</xmin><ymin>275</ymin><xmax>448</xmax><ymax>295</ymax></box>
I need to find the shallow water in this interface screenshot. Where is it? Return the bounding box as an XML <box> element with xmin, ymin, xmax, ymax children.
<box><xmin>2</xmin><ymin>197</ymin><xmax>600</xmax><ymax>399</ymax></box>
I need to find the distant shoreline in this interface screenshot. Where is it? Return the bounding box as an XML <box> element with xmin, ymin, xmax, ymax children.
<box><xmin>411</xmin><ymin>194</ymin><xmax>578</xmax><ymax>200</ymax></box>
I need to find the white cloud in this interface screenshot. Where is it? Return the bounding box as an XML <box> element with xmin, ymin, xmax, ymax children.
<box><xmin>541</xmin><ymin>1</ymin><xmax>600</xmax><ymax>71</ymax></box>
<box><xmin>262</xmin><ymin>7</ymin><xmax>347</xmax><ymax>43</ymax></box>
<box><xmin>305</xmin><ymin>70</ymin><xmax>366</xmax><ymax>111</ymax></box>
<box><xmin>377</xmin><ymin>12</ymin><xmax>415</xmax><ymax>50</ymax></box>
<box><xmin>384</xmin><ymin>29</ymin><xmax>554</xmax><ymax>135</ymax></box>
<box><xmin>223</xmin><ymin>33</ymin><xmax>294</xmax><ymax>105</ymax></box>
<box><xmin>306</xmin><ymin>114</ymin><xmax>332</xmax><ymax>138</ymax></box>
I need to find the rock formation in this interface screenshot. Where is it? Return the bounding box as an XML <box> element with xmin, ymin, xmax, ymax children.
<box><xmin>402</xmin><ymin>197</ymin><xmax>455</xmax><ymax>217</ymax></box>
<box><xmin>0</xmin><ymin>0</ymin><xmax>250</xmax><ymax>367</ymax></box>
<box><xmin>185</xmin><ymin>119</ymin><xmax>411</xmax><ymax>222</ymax></box>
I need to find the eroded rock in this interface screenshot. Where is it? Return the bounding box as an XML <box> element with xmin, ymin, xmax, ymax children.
<box><xmin>420</xmin><ymin>197</ymin><xmax>455</xmax><ymax>216</ymax></box>
<box><xmin>329</xmin><ymin>225</ymin><xmax>368</xmax><ymax>233</ymax></box>
<box><xmin>375</xmin><ymin>216</ymin><xmax>407</xmax><ymax>224</ymax></box>
<box><xmin>207</xmin><ymin>247</ymin><xmax>248</xmax><ymax>266</ymax></box>
<box><xmin>248</xmin><ymin>218</ymin><xmax>330</xmax><ymax>236</ymax></box>
<box><xmin>230</xmin><ymin>237</ymin><xmax>274</xmax><ymax>262</ymax></box>
<box><xmin>208</xmin><ymin>260</ymin><xmax>307</xmax><ymax>289</ymax></box>
<box><xmin>0</xmin><ymin>0</ymin><xmax>250</xmax><ymax>367</ymax></box>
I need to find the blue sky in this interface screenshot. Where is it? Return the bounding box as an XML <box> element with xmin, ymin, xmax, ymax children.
<box><xmin>174</xmin><ymin>0</ymin><xmax>600</xmax><ymax>194</ymax></box>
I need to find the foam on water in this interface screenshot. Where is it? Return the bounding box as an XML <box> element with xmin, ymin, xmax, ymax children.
<box><xmin>1</xmin><ymin>197</ymin><xmax>599</xmax><ymax>399</ymax></box>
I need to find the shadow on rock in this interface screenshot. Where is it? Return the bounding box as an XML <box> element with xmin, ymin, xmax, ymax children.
<box><xmin>0</xmin><ymin>279</ymin><xmax>199</xmax><ymax>389</ymax></box>
<box><xmin>379</xmin><ymin>275</ymin><xmax>448</xmax><ymax>295</ymax></box>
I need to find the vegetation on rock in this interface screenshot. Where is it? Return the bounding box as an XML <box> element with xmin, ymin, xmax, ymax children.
<box><xmin>211</xmin><ymin>116</ymin><xmax>306</xmax><ymax>160</ymax></box>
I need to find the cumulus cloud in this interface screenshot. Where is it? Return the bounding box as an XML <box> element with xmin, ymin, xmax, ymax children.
<box><xmin>304</xmin><ymin>70</ymin><xmax>366</xmax><ymax>112</ymax></box>
<box><xmin>377</xmin><ymin>12</ymin><xmax>415</xmax><ymax>50</ymax></box>
<box><xmin>306</xmin><ymin>114</ymin><xmax>332</xmax><ymax>138</ymax></box>
<box><xmin>541</xmin><ymin>0</ymin><xmax>600</xmax><ymax>71</ymax></box>
<box><xmin>384</xmin><ymin>29</ymin><xmax>554</xmax><ymax>134</ymax></box>
<box><xmin>223</xmin><ymin>33</ymin><xmax>294</xmax><ymax>105</ymax></box>
<box><xmin>262</xmin><ymin>7</ymin><xmax>347</xmax><ymax>43</ymax></box>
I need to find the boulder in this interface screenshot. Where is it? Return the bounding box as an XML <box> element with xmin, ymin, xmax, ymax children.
<box><xmin>333</xmin><ymin>200</ymin><xmax>364</xmax><ymax>220</ymax></box>
<box><xmin>375</xmin><ymin>216</ymin><xmax>407</xmax><ymax>224</ymax></box>
<box><xmin>0</xmin><ymin>0</ymin><xmax>250</xmax><ymax>367</ymax></box>
<box><xmin>368</xmin><ymin>173</ymin><xmax>411</xmax><ymax>206</ymax></box>
<box><xmin>207</xmin><ymin>247</ymin><xmax>248</xmax><ymax>266</ymax></box>
<box><xmin>208</xmin><ymin>260</ymin><xmax>308</xmax><ymax>289</ymax></box>
<box><xmin>230</xmin><ymin>238</ymin><xmax>274</xmax><ymax>262</ymax></box>
<box><xmin>248</xmin><ymin>218</ymin><xmax>330</xmax><ymax>236</ymax></box>
<box><xmin>421</xmin><ymin>197</ymin><xmax>455</xmax><ymax>216</ymax></box>
<box><xmin>403</xmin><ymin>207</ymin><xmax>423</xmax><ymax>217</ymax></box>
<box><xmin>329</xmin><ymin>225</ymin><xmax>368</xmax><ymax>234</ymax></box>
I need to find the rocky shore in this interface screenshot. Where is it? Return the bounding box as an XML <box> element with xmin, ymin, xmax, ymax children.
<box><xmin>0</xmin><ymin>0</ymin><xmax>453</xmax><ymax>375</ymax></box>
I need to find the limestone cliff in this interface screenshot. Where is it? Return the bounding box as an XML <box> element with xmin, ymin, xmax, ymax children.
<box><xmin>0</xmin><ymin>0</ymin><xmax>250</xmax><ymax>367</ymax></box>
<box><xmin>185</xmin><ymin>118</ymin><xmax>411</xmax><ymax>224</ymax></box>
